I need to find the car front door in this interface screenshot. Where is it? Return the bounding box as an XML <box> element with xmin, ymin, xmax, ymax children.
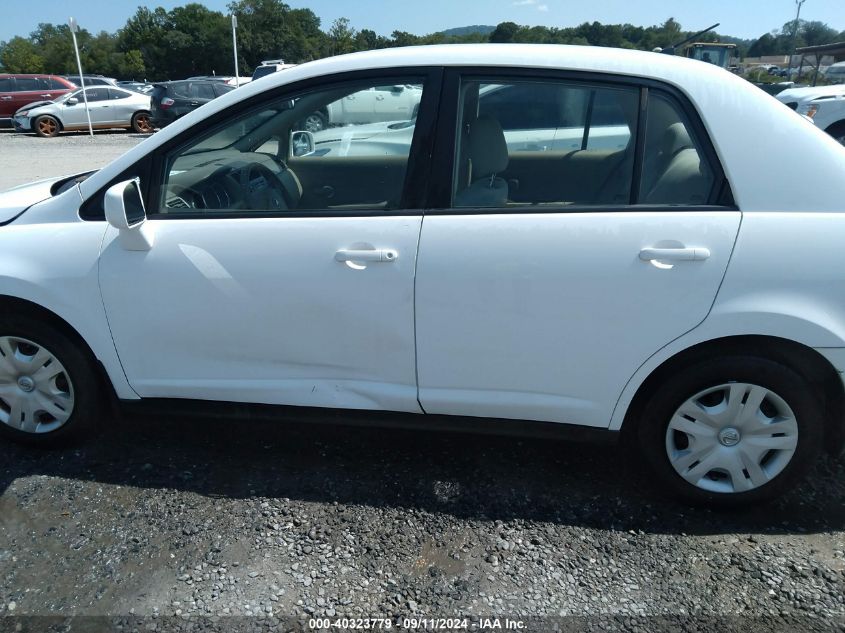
<box><xmin>61</xmin><ymin>87</ymin><xmax>111</xmax><ymax>127</ymax></box>
<box><xmin>414</xmin><ymin>71</ymin><xmax>741</xmax><ymax>428</ymax></box>
<box><xmin>98</xmin><ymin>71</ymin><xmax>439</xmax><ymax>413</ymax></box>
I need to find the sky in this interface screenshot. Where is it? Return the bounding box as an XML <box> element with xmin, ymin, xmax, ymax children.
<box><xmin>3</xmin><ymin>0</ymin><xmax>844</xmax><ymax>44</ymax></box>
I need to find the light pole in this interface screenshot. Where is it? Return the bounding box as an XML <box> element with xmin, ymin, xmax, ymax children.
<box><xmin>68</xmin><ymin>17</ymin><xmax>93</xmax><ymax>137</ymax></box>
<box><xmin>231</xmin><ymin>14</ymin><xmax>240</xmax><ymax>88</ymax></box>
<box><xmin>785</xmin><ymin>0</ymin><xmax>807</xmax><ymax>80</ymax></box>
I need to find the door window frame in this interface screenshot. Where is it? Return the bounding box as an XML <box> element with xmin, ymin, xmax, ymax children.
<box><xmin>426</xmin><ymin>67</ymin><xmax>735</xmax><ymax>214</ymax></box>
<box><xmin>146</xmin><ymin>67</ymin><xmax>443</xmax><ymax>220</ymax></box>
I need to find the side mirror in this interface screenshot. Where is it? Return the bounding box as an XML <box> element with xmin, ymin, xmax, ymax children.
<box><xmin>104</xmin><ymin>178</ymin><xmax>154</xmax><ymax>251</ymax></box>
<box><xmin>66</xmin><ymin>98</ymin><xmax>78</xmax><ymax>106</ymax></box>
<box><xmin>290</xmin><ymin>130</ymin><xmax>315</xmax><ymax>157</ymax></box>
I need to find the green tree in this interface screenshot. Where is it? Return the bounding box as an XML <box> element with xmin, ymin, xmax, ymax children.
<box><xmin>0</xmin><ymin>37</ymin><xmax>44</xmax><ymax>72</ymax></box>
<box><xmin>327</xmin><ymin>17</ymin><xmax>356</xmax><ymax>55</ymax></box>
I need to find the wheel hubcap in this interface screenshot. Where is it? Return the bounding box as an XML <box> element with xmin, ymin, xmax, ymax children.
<box><xmin>665</xmin><ymin>382</ymin><xmax>798</xmax><ymax>494</ymax></box>
<box><xmin>718</xmin><ymin>426</ymin><xmax>741</xmax><ymax>447</ymax></box>
<box><xmin>0</xmin><ymin>336</ymin><xmax>75</xmax><ymax>434</ymax></box>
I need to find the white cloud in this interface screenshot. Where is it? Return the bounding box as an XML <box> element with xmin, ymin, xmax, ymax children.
<box><xmin>513</xmin><ymin>0</ymin><xmax>536</xmax><ymax>5</ymax></box>
<box><xmin>537</xmin><ymin>3</ymin><xmax>549</xmax><ymax>10</ymax></box>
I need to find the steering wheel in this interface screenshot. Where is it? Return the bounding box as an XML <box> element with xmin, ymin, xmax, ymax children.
<box><xmin>240</xmin><ymin>162</ymin><xmax>287</xmax><ymax>211</ymax></box>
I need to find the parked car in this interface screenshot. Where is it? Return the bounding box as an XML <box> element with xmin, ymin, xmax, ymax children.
<box><xmin>823</xmin><ymin>61</ymin><xmax>845</xmax><ymax>85</ymax></box>
<box><xmin>188</xmin><ymin>76</ymin><xmax>252</xmax><ymax>87</ymax></box>
<box><xmin>0</xmin><ymin>74</ymin><xmax>76</xmax><ymax>127</ymax></box>
<box><xmin>251</xmin><ymin>59</ymin><xmax>297</xmax><ymax>82</ymax></box>
<box><xmin>12</xmin><ymin>86</ymin><xmax>153</xmax><ymax>137</ymax></box>
<box><xmin>117</xmin><ymin>81</ymin><xmax>154</xmax><ymax>95</ymax></box>
<box><xmin>150</xmin><ymin>80</ymin><xmax>234</xmax><ymax>128</ymax></box>
<box><xmin>776</xmin><ymin>83</ymin><xmax>845</xmax><ymax>145</ymax></box>
<box><xmin>1</xmin><ymin>44</ymin><xmax>845</xmax><ymax>507</ymax></box>
<box><xmin>63</xmin><ymin>75</ymin><xmax>117</xmax><ymax>87</ymax></box>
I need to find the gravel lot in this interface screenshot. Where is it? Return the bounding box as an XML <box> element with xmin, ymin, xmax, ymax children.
<box><xmin>1</xmin><ymin>129</ymin><xmax>844</xmax><ymax>633</ymax></box>
<box><xmin>0</xmin><ymin>129</ymin><xmax>146</xmax><ymax>191</ymax></box>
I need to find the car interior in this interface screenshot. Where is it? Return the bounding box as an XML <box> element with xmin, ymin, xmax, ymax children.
<box><xmin>157</xmin><ymin>76</ymin><xmax>716</xmax><ymax>217</ymax></box>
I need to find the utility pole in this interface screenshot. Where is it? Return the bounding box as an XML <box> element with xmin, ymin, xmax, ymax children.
<box><xmin>785</xmin><ymin>0</ymin><xmax>807</xmax><ymax>80</ymax></box>
<box><xmin>231</xmin><ymin>14</ymin><xmax>240</xmax><ymax>88</ymax></box>
<box><xmin>68</xmin><ymin>17</ymin><xmax>93</xmax><ymax>137</ymax></box>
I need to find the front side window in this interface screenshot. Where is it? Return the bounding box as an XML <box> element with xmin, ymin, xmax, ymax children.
<box><xmin>157</xmin><ymin>76</ymin><xmax>425</xmax><ymax>215</ymax></box>
<box><xmin>455</xmin><ymin>78</ymin><xmax>638</xmax><ymax>207</ymax></box>
<box><xmin>82</xmin><ymin>87</ymin><xmax>110</xmax><ymax>102</ymax></box>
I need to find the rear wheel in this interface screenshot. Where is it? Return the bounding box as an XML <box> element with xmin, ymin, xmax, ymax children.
<box><xmin>131</xmin><ymin>111</ymin><xmax>154</xmax><ymax>134</ymax></box>
<box><xmin>0</xmin><ymin>314</ymin><xmax>100</xmax><ymax>445</ymax></box>
<box><xmin>637</xmin><ymin>356</ymin><xmax>824</xmax><ymax>507</ymax></box>
<box><xmin>34</xmin><ymin>115</ymin><xmax>59</xmax><ymax>138</ymax></box>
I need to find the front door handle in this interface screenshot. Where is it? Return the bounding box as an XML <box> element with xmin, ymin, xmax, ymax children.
<box><xmin>335</xmin><ymin>249</ymin><xmax>398</xmax><ymax>263</ymax></box>
<box><xmin>639</xmin><ymin>247</ymin><xmax>711</xmax><ymax>262</ymax></box>
<box><xmin>0</xmin><ymin>96</ymin><xmax>12</xmax><ymax>100</ymax></box>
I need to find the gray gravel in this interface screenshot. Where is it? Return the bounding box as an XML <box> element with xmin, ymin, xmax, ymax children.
<box><xmin>1</xmin><ymin>126</ymin><xmax>844</xmax><ymax>633</ymax></box>
<box><xmin>0</xmin><ymin>129</ymin><xmax>146</xmax><ymax>192</ymax></box>
<box><xmin>0</xmin><ymin>413</ymin><xmax>843</xmax><ymax>632</ymax></box>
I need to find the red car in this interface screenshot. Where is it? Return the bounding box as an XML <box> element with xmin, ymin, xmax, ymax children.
<box><xmin>0</xmin><ymin>74</ymin><xmax>76</xmax><ymax>126</ymax></box>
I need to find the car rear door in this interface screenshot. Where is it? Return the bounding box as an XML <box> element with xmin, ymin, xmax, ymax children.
<box><xmin>414</xmin><ymin>70</ymin><xmax>740</xmax><ymax>428</ymax></box>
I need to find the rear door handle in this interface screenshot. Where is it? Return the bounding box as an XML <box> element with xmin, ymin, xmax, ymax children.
<box><xmin>639</xmin><ymin>247</ymin><xmax>710</xmax><ymax>262</ymax></box>
<box><xmin>40</xmin><ymin>94</ymin><xmax>52</xmax><ymax>98</ymax></box>
<box><xmin>0</xmin><ymin>96</ymin><xmax>12</xmax><ymax>100</ymax></box>
<box><xmin>335</xmin><ymin>249</ymin><xmax>398</xmax><ymax>263</ymax></box>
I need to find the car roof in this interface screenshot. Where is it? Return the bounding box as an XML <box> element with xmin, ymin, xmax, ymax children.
<box><xmin>80</xmin><ymin>43</ymin><xmax>845</xmax><ymax>213</ymax></box>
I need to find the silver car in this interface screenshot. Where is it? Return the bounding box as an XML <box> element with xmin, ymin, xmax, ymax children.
<box><xmin>13</xmin><ymin>86</ymin><xmax>153</xmax><ymax>137</ymax></box>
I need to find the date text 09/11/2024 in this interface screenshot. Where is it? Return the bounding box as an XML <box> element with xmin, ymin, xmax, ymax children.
<box><xmin>308</xmin><ymin>617</ymin><xmax>526</xmax><ymax>630</ymax></box>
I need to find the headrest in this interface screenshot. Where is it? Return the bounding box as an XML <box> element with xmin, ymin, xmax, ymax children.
<box><xmin>467</xmin><ymin>115</ymin><xmax>509</xmax><ymax>179</ymax></box>
<box><xmin>662</xmin><ymin>122</ymin><xmax>693</xmax><ymax>157</ymax></box>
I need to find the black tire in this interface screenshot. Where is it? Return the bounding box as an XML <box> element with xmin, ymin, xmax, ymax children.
<box><xmin>131</xmin><ymin>111</ymin><xmax>154</xmax><ymax>134</ymax></box>
<box><xmin>33</xmin><ymin>115</ymin><xmax>60</xmax><ymax>138</ymax></box>
<box><xmin>636</xmin><ymin>356</ymin><xmax>824</xmax><ymax>507</ymax></box>
<box><xmin>825</xmin><ymin>121</ymin><xmax>845</xmax><ymax>147</ymax></box>
<box><xmin>0</xmin><ymin>312</ymin><xmax>100</xmax><ymax>446</ymax></box>
<box><xmin>301</xmin><ymin>111</ymin><xmax>327</xmax><ymax>132</ymax></box>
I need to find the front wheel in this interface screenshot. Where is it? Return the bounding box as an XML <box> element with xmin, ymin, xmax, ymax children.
<box><xmin>637</xmin><ymin>356</ymin><xmax>824</xmax><ymax>507</ymax></box>
<box><xmin>0</xmin><ymin>314</ymin><xmax>100</xmax><ymax>445</ymax></box>
<box><xmin>34</xmin><ymin>115</ymin><xmax>60</xmax><ymax>138</ymax></box>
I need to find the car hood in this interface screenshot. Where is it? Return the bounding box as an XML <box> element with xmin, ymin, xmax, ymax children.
<box><xmin>15</xmin><ymin>100</ymin><xmax>55</xmax><ymax>115</ymax></box>
<box><xmin>776</xmin><ymin>84</ymin><xmax>845</xmax><ymax>103</ymax></box>
<box><xmin>0</xmin><ymin>174</ymin><xmax>78</xmax><ymax>224</ymax></box>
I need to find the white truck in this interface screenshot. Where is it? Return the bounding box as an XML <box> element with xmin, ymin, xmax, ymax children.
<box><xmin>776</xmin><ymin>81</ymin><xmax>845</xmax><ymax>146</ymax></box>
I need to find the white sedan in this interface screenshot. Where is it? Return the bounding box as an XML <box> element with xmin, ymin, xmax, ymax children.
<box><xmin>1</xmin><ymin>44</ymin><xmax>844</xmax><ymax>507</ymax></box>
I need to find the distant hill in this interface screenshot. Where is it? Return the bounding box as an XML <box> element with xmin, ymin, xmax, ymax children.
<box><xmin>440</xmin><ymin>25</ymin><xmax>496</xmax><ymax>37</ymax></box>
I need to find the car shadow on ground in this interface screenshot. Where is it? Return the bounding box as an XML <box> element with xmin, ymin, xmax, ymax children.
<box><xmin>1</xmin><ymin>411</ymin><xmax>843</xmax><ymax>535</ymax></box>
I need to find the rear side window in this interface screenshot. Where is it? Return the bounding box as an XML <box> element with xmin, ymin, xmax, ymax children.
<box><xmin>191</xmin><ymin>83</ymin><xmax>215</xmax><ymax>99</ymax></box>
<box><xmin>15</xmin><ymin>78</ymin><xmax>39</xmax><ymax>91</ymax></box>
<box><xmin>454</xmin><ymin>78</ymin><xmax>638</xmax><ymax>207</ymax></box>
<box><xmin>169</xmin><ymin>83</ymin><xmax>190</xmax><ymax>99</ymax></box>
<box><xmin>638</xmin><ymin>92</ymin><xmax>716</xmax><ymax>205</ymax></box>
<box><xmin>213</xmin><ymin>84</ymin><xmax>233</xmax><ymax>97</ymax></box>
<box><xmin>110</xmin><ymin>89</ymin><xmax>133</xmax><ymax>100</ymax></box>
<box><xmin>49</xmin><ymin>78</ymin><xmax>68</xmax><ymax>90</ymax></box>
